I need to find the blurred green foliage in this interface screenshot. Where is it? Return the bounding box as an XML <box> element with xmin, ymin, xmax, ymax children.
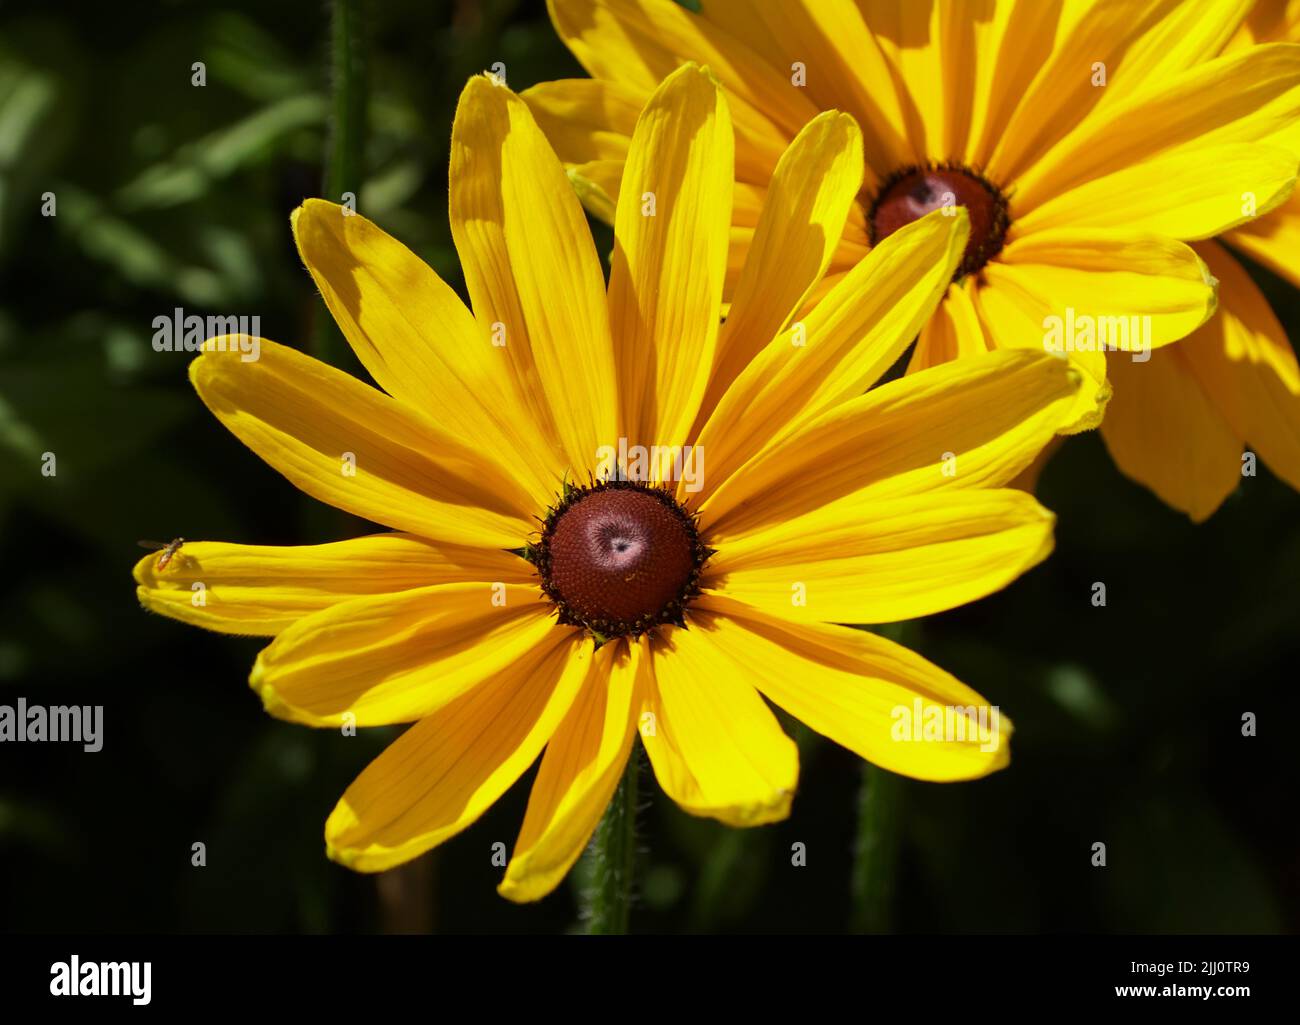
<box><xmin>0</xmin><ymin>0</ymin><xmax>1297</xmax><ymax>934</ymax></box>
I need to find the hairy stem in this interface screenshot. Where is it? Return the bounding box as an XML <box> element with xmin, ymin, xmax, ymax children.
<box><xmin>325</xmin><ymin>0</ymin><xmax>367</xmax><ymax>207</ymax></box>
<box><xmin>583</xmin><ymin>750</ymin><xmax>639</xmax><ymax>935</ymax></box>
<box><xmin>313</xmin><ymin>0</ymin><xmax>367</xmax><ymax>372</ymax></box>
<box><xmin>850</xmin><ymin>762</ymin><xmax>903</xmax><ymax>934</ymax></box>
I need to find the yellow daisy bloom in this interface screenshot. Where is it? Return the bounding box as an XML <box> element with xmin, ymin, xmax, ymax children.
<box><xmin>525</xmin><ymin>0</ymin><xmax>1300</xmax><ymax>514</ymax></box>
<box><xmin>134</xmin><ymin>65</ymin><xmax>1080</xmax><ymax>903</ymax></box>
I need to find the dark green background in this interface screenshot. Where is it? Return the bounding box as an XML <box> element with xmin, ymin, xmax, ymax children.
<box><xmin>1</xmin><ymin>0</ymin><xmax>1296</xmax><ymax>934</ymax></box>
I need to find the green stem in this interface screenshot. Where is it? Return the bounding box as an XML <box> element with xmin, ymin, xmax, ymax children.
<box><xmin>313</xmin><ymin>0</ymin><xmax>367</xmax><ymax>372</ymax></box>
<box><xmin>850</xmin><ymin>762</ymin><xmax>903</xmax><ymax>934</ymax></box>
<box><xmin>583</xmin><ymin>750</ymin><xmax>639</xmax><ymax>935</ymax></box>
<box><xmin>325</xmin><ymin>0</ymin><xmax>367</xmax><ymax>207</ymax></box>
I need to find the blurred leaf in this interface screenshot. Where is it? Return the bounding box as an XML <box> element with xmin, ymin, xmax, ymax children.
<box><xmin>0</xmin><ymin>49</ymin><xmax>74</xmax><ymax>257</ymax></box>
<box><xmin>55</xmin><ymin>186</ymin><xmax>232</xmax><ymax>304</ymax></box>
<box><xmin>1044</xmin><ymin>664</ymin><xmax>1121</xmax><ymax>732</ymax></box>
<box><xmin>117</xmin><ymin>93</ymin><xmax>325</xmax><ymax>211</ymax></box>
<box><xmin>203</xmin><ymin>12</ymin><xmax>314</xmax><ymax>102</ymax></box>
<box><xmin>361</xmin><ymin>157</ymin><xmax>425</xmax><ymax>216</ymax></box>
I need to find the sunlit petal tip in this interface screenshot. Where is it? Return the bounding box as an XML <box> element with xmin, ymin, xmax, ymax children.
<box><xmin>288</xmin><ymin>198</ymin><xmax>348</xmax><ymax>266</ymax></box>
<box><xmin>734</xmin><ymin>787</ymin><xmax>795</xmax><ymax>827</ymax></box>
<box><xmin>943</xmin><ymin>205</ymin><xmax>972</xmax><ymax>269</ymax></box>
<box><xmin>247</xmin><ymin>655</ymin><xmax>288</xmax><ymax>720</ymax></box>
<box><xmin>495</xmin><ymin>875</ymin><xmax>537</xmax><ymax>904</ymax></box>
<box><xmin>658</xmin><ymin>60</ymin><xmax>726</xmax><ymax>107</ymax></box>
<box><xmin>880</xmin><ymin>204</ymin><xmax>972</xmax><ymax>282</ymax></box>
<box><xmin>673</xmin><ymin>785</ymin><xmax>796</xmax><ymax>829</ymax></box>
<box><xmin>1059</xmin><ymin>361</ymin><xmax>1106</xmax><ymax>434</ymax></box>
<box><xmin>496</xmin><ymin>839</ymin><xmax>599</xmax><ymax>904</ymax></box>
<box><xmin>809</xmin><ymin>109</ymin><xmax>866</xmax><ymax>165</ymax></box>
<box><xmin>323</xmin><ymin>803</ymin><xmax>388</xmax><ymax>874</ymax></box>
<box><xmin>290</xmin><ymin>195</ymin><xmax>340</xmax><ymax>222</ymax></box>
<box><xmin>454</xmin><ymin>69</ymin><xmax>528</xmax><ymax>125</ymax></box>
<box><xmin>247</xmin><ymin>650</ymin><xmax>331</xmax><ymax>728</ymax></box>
<box><xmin>971</xmin><ymin>731</ymin><xmax>1013</xmax><ymax>776</ymax></box>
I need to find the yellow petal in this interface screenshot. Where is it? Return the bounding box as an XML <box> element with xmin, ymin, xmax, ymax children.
<box><xmin>863</xmin><ymin>0</ymin><xmax>1044</xmax><ymax>164</ymax></box>
<box><xmin>1225</xmin><ymin>189</ymin><xmax>1300</xmax><ymax>290</ymax></box>
<box><xmin>696</xmin><ymin>110</ymin><xmax>864</xmax><ymax>431</ymax></box>
<box><xmin>721</xmin><ymin>0</ymin><xmax>914</xmax><ymax>183</ymax></box>
<box><xmin>521</xmin><ymin>74</ymin><xmax>779</xmax><ymax>198</ymax></box>
<box><xmin>692</xmin><ymin>595</ymin><xmax>1012</xmax><ymax>781</ymax></box>
<box><xmin>1014</xmin><ymin>41</ymin><xmax>1300</xmax><ymax>216</ymax></box>
<box><xmin>969</xmin><ymin>268</ymin><xmax>1112</xmax><ymax>432</ymax></box>
<box><xmin>986</xmin><ymin>0</ymin><xmax>1257</xmax><ymax>185</ymax></box>
<box><xmin>189</xmin><ymin>338</ymin><xmax>536</xmax><ymax>548</ymax></box>
<box><xmin>498</xmin><ymin>637</ymin><xmax>642</xmax><ymax>903</ymax></box>
<box><xmin>325</xmin><ymin>631</ymin><xmax>591</xmax><ymax>873</ymax></box>
<box><xmin>1229</xmin><ymin>0</ymin><xmax>1300</xmax><ymax>49</ymax></box>
<box><xmin>690</xmin><ymin>208</ymin><xmax>969</xmax><ymax>505</ymax></box>
<box><xmin>705</xmin><ymin>489</ymin><xmax>1055</xmax><ymax>624</ymax></box>
<box><xmin>1100</xmin><ymin>346</ymin><xmax>1243</xmax><ymax>523</ymax></box>
<box><xmin>722</xmin><ymin>180</ymin><xmax>873</xmax><ymax>318</ymax></box>
<box><xmin>640</xmin><ymin>624</ymin><xmax>798</xmax><ymax>826</ymax></box>
<box><xmin>989</xmin><ymin>229</ymin><xmax>1218</xmax><ymax>349</ymax></box>
<box><xmin>962</xmin><ymin>0</ymin><xmax>1070</xmax><ymax>166</ymax></box>
<box><xmin>519</xmin><ymin>77</ymin><xmax>640</xmax><ymax>170</ymax></box>
<box><xmin>974</xmin><ymin>230</ymin><xmax>1218</xmax><ymax>432</ymax></box>
<box><xmin>906</xmin><ymin>276</ymin><xmax>992</xmax><ymax>373</ymax></box>
<box><xmin>450</xmin><ymin>76</ymin><xmax>617</xmax><ymax>478</ymax></box>
<box><xmin>565</xmin><ymin>161</ymin><xmax>622</xmax><ymax>223</ymax></box>
<box><xmin>1179</xmin><ymin>241</ymin><xmax>1300</xmax><ymax>497</ymax></box>
<box><xmin>548</xmin><ymin>0</ymin><xmax>818</xmax><ymax>148</ymax></box>
<box><xmin>701</xmin><ymin>348</ymin><xmax>1080</xmax><ymax>540</ymax></box>
<box><xmin>1014</xmin><ymin>142</ymin><xmax>1298</xmax><ymax>240</ymax></box>
<box><xmin>249</xmin><ymin>582</ymin><xmax>558</xmax><ymax>727</ymax></box>
<box><xmin>609</xmin><ymin>63</ymin><xmax>733</xmax><ymax>454</ymax></box>
<box><xmin>1006</xmin><ymin>434</ymin><xmax>1065</xmax><ymax>496</ymax></box>
<box><xmin>134</xmin><ymin>534</ymin><xmax>531</xmax><ymax>637</ymax></box>
<box><xmin>290</xmin><ymin>200</ymin><xmax>560</xmax><ymax>508</ymax></box>
<box><xmin>1082</xmin><ymin>0</ymin><xmax>1251</xmax><ymax>92</ymax></box>
<box><xmin>728</xmin><ymin>180</ymin><xmax>767</xmax><ymax>230</ymax></box>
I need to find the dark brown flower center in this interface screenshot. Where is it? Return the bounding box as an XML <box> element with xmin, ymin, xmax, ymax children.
<box><xmin>868</xmin><ymin>162</ymin><xmax>1010</xmax><ymax>279</ymax></box>
<box><xmin>532</xmin><ymin>480</ymin><xmax>710</xmax><ymax>640</ymax></box>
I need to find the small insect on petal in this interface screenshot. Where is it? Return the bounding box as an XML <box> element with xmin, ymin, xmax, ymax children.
<box><xmin>138</xmin><ymin>537</ymin><xmax>185</xmax><ymax>572</ymax></box>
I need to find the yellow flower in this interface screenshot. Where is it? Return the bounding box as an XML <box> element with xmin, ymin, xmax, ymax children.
<box><xmin>526</xmin><ymin>0</ymin><xmax>1300</xmax><ymax>516</ymax></box>
<box><xmin>134</xmin><ymin>66</ymin><xmax>1080</xmax><ymax>902</ymax></box>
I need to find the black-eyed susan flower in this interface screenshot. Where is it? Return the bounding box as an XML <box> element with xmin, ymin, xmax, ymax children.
<box><xmin>135</xmin><ymin>65</ymin><xmax>1080</xmax><ymax>902</ymax></box>
<box><xmin>525</xmin><ymin>0</ymin><xmax>1300</xmax><ymax>510</ymax></box>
